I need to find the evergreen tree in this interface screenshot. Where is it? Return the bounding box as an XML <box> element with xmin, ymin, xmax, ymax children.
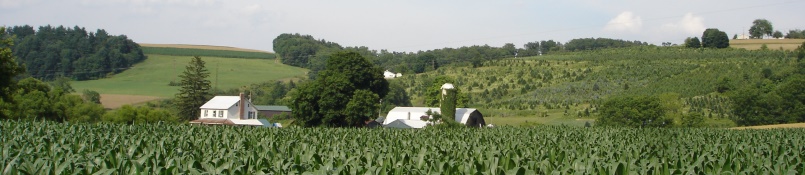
<box><xmin>1</xmin><ymin>27</ymin><xmax>25</xmax><ymax>101</ymax></box>
<box><xmin>175</xmin><ymin>56</ymin><xmax>212</xmax><ymax>121</ymax></box>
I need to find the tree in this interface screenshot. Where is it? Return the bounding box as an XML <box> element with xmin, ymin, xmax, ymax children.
<box><xmin>440</xmin><ymin>88</ymin><xmax>457</xmax><ymax>123</ymax></box>
<box><xmin>289</xmin><ymin>51</ymin><xmax>389</xmax><ymax>127</ymax></box>
<box><xmin>715</xmin><ymin>77</ymin><xmax>734</xmax><ymax>93</ymax></box>
<box><xmin>82</xmin><ymin>89</ymin><xmax>101</xmax><ymax>104</ymax></box>
<box><xmin>49</xmin><ymin>77</ymin><xmax>75</xmax><ymax>93</ymax></box>
<box><xmin>702</xmin><ymin>28</ymin><xmax>730</xmax><ymax>48</ymax></box>
<box><xmin>175</xmin><ymin>56</ymin><xmax>212</xmax><ymax>121</ymax></box>
<box><xmin>597</xmin><ymin>95</ymin><xmax>671</xmax><ymax>127</ymax></box>
<box><xmin>1</xmin><ymin>27</ymin><xmax>25</xmax><ymax>102</ymax></box>
<box><xmin>684</xmin><ymin>37</ymin><xmax>701</xmax><ymax>48</ymax></box>
<box><xmin>797</xmin><ymin>42</ymin><xmax>805</xmax><ymax>62</ymax></box>
<box><xmin>785</xmin><ymin>29</ymin><xmax>805</xmax><ymax>39</ymax></box>
<box><xmin>749</xmin><ymin>19</ymin><xmax>773</xmax><ymax>39</ymax></box>
<box><xmin>772</xmin><ymin>31</ymin><xmax>784</xmax><ymax>39</ymax></box>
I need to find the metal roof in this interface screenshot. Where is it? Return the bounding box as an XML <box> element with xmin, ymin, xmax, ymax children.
<box><xmin>199</xmin><ymin>96</ymin><xmax>240</xmax><ymax>109</ymax></box>
<box><xmin>383</xmin><ymin>107</ymin><xmax>478</xmax><ymax>125</ymax></box>
<box><xmin>254</xmin><ymin>105</ymin><xmax>291</xmax><ymax>111</ymax></box>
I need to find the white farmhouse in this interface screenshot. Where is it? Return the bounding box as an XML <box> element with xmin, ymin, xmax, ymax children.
<box><xmin>383</xmin><ymin>70</ymin><xmax>402</xmax><ymax>79</ymax></box>
<box><xmin>382</xmin><ymin>107</ymin><xmax>486</xmax><ymax>128</ymax></box>
<box><xmin>189</xmin><ymin>93</ymin><xmax>273</xmax><ymax>127</ymax></box>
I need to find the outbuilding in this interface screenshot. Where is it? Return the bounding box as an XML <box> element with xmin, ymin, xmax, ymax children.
<box><xmin>382</xmin><ymin>107</ymin><xmax>486</xmax><ymax>128</ymax></box>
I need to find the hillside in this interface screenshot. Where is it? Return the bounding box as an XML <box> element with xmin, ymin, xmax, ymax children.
<box><xmin>730</xmin><ymin>39</ymin><xmax>805</xmax><ymax>50</ymax></box>
<box><xmin>139</xmin><ymin>43</ymin><xmax>272</xmax><ymax>53</ymax></box>
<box><xmin>395</xmin><ymin>46</ymin><xmax>799</xmax><ymax>126</ymax></box>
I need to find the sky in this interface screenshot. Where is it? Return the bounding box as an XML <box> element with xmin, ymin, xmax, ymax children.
<box><xmin>2</xmin><ymin>0</ymin><xmax>803</xmax><ymax>52</ymax></box>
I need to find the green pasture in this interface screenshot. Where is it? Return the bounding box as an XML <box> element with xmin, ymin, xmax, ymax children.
<box><xmin>140</xmin><ymin>47</ymin><xmax>276</xmax><ymax>59</ymax></box>
<box><xmin>72</xmin><ymin>54</ymin><xmax>308</xmax><ymax>97</ymax></box>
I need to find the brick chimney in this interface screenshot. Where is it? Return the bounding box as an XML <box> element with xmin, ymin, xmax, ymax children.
<box><xmin>239</xmin><ymin>93</ymin><xmax>245</xmax><ymax>119</ymax></box>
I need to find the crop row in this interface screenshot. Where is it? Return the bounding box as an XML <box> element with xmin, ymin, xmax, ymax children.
<box><xmin>2</xmin><ymin>121</ymin><xmax>803</xmax><ymax>174</ymax></box>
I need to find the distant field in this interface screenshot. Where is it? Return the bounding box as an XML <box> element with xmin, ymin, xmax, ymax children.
<box><xmin>99</xmin><ymin>94</ymin><xmax>162</xmax><ymax>109</ymax></box>
<box><xmin>141</xmin><ymin>46</ymin><xmax>276</xmax><ymax>59</ymax></box>
<box><xmin>72</xmin><ymin>54</ymin><xmax>308</xmax><ymax>97</ymax></box>
<box><xmin>139</xmin><ymin>43</ymin><xmax>271</xmax><ymax>53</ymax></box>
<box><xmin>730</xmin><ymin>39</ymin><xmax>804</xmax><ymax>50</ymax></box>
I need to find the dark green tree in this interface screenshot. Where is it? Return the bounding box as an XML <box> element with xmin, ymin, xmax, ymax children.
<box><xmin>772</xmin><ymin>31</ymin><xmax>784</xmax><ymax>39</ymax></box>
<box><xmin>749</xmin><ymin>19</ymin><xmax>773</xmax><ymax>39</ymax></box>
<box><xmin>82</xmin><ymin>89</ymin><xmax>101</xmax><ymax>104</ymax></box>
<box><xmin>175</xmin><ymin>56</ymin><xmax>212</xmax><ymax>121</ymax></box>
<box><xmin>1</xmin><ymin>27</ymin><xmax>25</xmax><ymax>103</ymax></box>
<box><xmin>797</xmin><ymin>41</ymin><xmax>805</xmax><ymax>61</ymax></box>
<box><xmin>440</xmin><ymin>88</ymin><xmax>457</xmax><ymax>123</ymax></box>
<box><xmin>289</xmin><ymin>51</ymin><xmax>389</xmax><ymax>127</ymax></box>
<box><xmin>597</xmin><ymin>95</ymin><xmax>671</xmax><ymax>127</ymax></box>
<box><xmin>702</xmin><ymin>28</ymin><xmax>730</xmax><ymax>48</ymax></box>
<box><xmin>684</xmin><ymin>37</ymin><xmax>701</xmax><ymax>48</ymax></box>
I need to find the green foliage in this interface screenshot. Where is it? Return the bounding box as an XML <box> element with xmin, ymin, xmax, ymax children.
<box><xmin>563</xmin><ymin>38</ymin><xmax>648</xmax><ymax>51</ymax></box>
<box><xmin>5</xmin><ymin>25</ymin><xmax>145</xmax><ymax>81</ymax></box>
<box><xmin>730</xmin><ymin>75</ymin><xmax>805</xmax><ymax>126</ymax></box>
<box><xmin>381</xmin><ymin>80</ymin><xmax>412</xmax><ymax>114</ymax></box>
<box><xmin>289</xmin><ymin>51</ymin><xmax>389</xmax><ymax>127</ymax></box>
<box><xmin>102</xmin><ymin>105</ymin><xmax>177</xmax><ymax>124</ymax></box>
<box><xmin>597</xmin><ymin>95</ymin><xmax>671</xmax><ymax>127</ymax></box>
<box><xmin>749</xmin><ymin>19</ymin><xmax>774</xmax><ymax>39</ymax></box>
<box><xmin>48</xmin><ymin>77</ymin><xmax>74</xmax><ymax>93</ymax></box>
<box><xmin>423</xmin><ymin>76</ymin><xmax>469</xmax><ymax>108</ymax></box>
<box><xmin>175</xmin><ymin>56</ymin><xmax>212</xmax><ymax>121</ymax></box>
<box><xmin>272</xmin><ymin>33</ymin><xmax>343</xmax><ymax>67</ymax></box>
<box><xmin>440</xmin><ymin>88</ymin><xmax>457</xmax><ymax>123</ymax></box>
<box><xmin>3</xmin><ymin>121</ymin><xmax>805</xmax><ymax>174</ymax></box>
<box><xmin>785</xmin><ymin>29</ymin><xmax>805</xmax><ymax>39</ymax></box>
<box><xmin>2</xmin><ymin>77</ymin><xmax>104</xmax><ymax>122</ymax></box>
<box><xmin>680</xmin><ymin>113</ymin><xmax>705</xmax><ymax>127</ymax></box>
<box><xmin>702</xmin><ymin>28</ymin><xmax>729</xmax><ymax>48</ymax></box>
<box><xmin>82</xmin><ymin>89</ymin><xmax>101</xmax><ymax>104</ymax></box>
<box><xmin>797</xmin><ymin>42</ymin><xmax>805</xmax><ymax>61</ymax></box>
<box><xmin>772</xmin><ymin>30</ymin><xmax>784</xmax><ymax>39</ymax></box>
<box><xmin>715</xmin><ymin>77</ymin><xmax>734</xmax><ymax>93</ymax></box>
<box><xmin>141</xmin><ymin>47</ymin><xmax>276</xmax><ymax>59</ymax></box>
<box><xmin>684</xmin><ymin>37</ymin><xmax>701</xmax><ymax>48</ymax></box>
<box><xmin>0</xmin><ymin>27</ymin><xmax>25</xmax><ymax>103</ymax></box>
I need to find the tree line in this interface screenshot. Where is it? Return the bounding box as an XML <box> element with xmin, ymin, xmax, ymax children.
<box><xmin>272</xmin><ymin>34</ymin><xmax>651</xmax><ymax>79</ymax></box>
<box><xmin>5</xmin><ymin>25</ymin><xmax>146</xmax><ymax>81</ymax></box>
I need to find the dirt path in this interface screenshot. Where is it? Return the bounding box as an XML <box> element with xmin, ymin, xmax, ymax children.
<box><xmin>731</xmin><ymin>123</ymin><xmax>805</xmax><ymax>129</ymax></box>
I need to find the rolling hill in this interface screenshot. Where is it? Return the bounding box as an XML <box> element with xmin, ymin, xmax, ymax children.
<box><xmin>729</xmin><ymin>39</ymin><xmax>804</xmax><ymax>50</ymax></box>
<box><xmin>72</xmin><ymin>45</ymin><xmax>307</xmax><ymax>108</ymax></box>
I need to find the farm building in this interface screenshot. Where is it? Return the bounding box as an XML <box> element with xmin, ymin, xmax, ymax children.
<box><xmin>383</xmin><ymin>70</ymin><xmax>402</xmax><ymax>79</ymax></box>
<box><xmin>190</xmin><ymin>93</ymin><xmax>273</xmax><ymax>127</ymax></box>
<box><xmin>255</xmin><ymin>105</ymin><xmax>292</xmax><ymax>119</ymax></box>
<box><xmin>382</xmin><ymin>107</ymin><xmax>486</xmax><ymax>128</ymax></box>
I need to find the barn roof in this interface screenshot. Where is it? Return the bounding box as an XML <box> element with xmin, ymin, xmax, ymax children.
<box><xmin>200</xmin><ymin>96</ymin><xmax>240</xmax><ymax>109</ymax></box>
<box><xmin>385</xmin><ymin>119</ymin><xmax>429</xmax><ymax>129</ymax></box>
<box><xmin>383</xmin><ymin>107</ymin><xmax>479</xmax><ymax>126</ymax></box>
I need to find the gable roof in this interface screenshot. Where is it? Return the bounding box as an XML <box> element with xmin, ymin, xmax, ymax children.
<box><xmin>384</xmin><ymin>107</ymin><xmax>479</xmax><ymax>125</ymax></box>
<box><xmin>200</xmin><ymin>96</ymin><xmax>241</xmax><ymax>109</ymax></box>
<box><xmin>255</xmin><ymin>105</ymin><xmax>291</xmax><ymax>111</ymax></box>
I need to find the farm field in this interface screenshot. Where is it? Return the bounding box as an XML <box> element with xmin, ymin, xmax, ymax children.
<box><xmin>98</xmin><ymin>94</ymin><xmax>163</xmax><ymax>109</ymax></box>
<box><xmin>732</xmin><ymin>123</ymin><xmax>805</xmax><ymax>130</ymax></box>
<box><xmin>72</xmin><ymin>54</ymin><xmax>308</xmax><ymax>98</ymax></box>
<box><xmin>729</xmin><ymin>39</ymin><xmax>805</xmax><ymax>50</ymax></box>
<box><xmin>2</xmin><ymin>121</ymin><xmax>803</xmax><ymax>174</ymax></box>
<box><xmin>139</xmin><ymin>43</ymin><xmax>271</xmax><ymax>53</ymax></box>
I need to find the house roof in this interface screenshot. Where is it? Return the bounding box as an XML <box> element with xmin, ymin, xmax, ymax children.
<box><xmin>200</xmin><ymin>96</ymin><xmax>241</xmax><ymax>109</ymax></box>
<box><xmin>255</xmin><ymin>105</ymin><xmax>291</xmax><ymax>111</ymax></box>
<box><xmin>383</xmin><ymin>107</ymin><xmax>479</xmax><ymax>125</ymax></box>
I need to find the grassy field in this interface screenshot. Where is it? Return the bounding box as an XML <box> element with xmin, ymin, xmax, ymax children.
<box><xmin>72</xmin><ymin>54</ymin><xmax>308</xmax><ymax>98</ymax></box>
<box><xmin>139</xmin><ymin>43</ymin><xmax>271</xmax><ymax>53</ymax></box>
<box><xmin>732</xmin><ymin>123</ymin><xmax>805</xmax><ymax>129</ymax></box>
<box><xmin>730</xmin><ymin>39</ymin><xmax>804</xmax><ymax>50</ymax></box>
<box><xmin>141</xmin><ymin>47</ymin><xmax>276</xmax><ymax>59</ymax></box>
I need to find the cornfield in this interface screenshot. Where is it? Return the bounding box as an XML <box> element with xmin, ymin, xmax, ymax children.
<box><xmin>2</xmin><ymin>121</ymin><xmax>803</xmax><ymax>174</ymax></box>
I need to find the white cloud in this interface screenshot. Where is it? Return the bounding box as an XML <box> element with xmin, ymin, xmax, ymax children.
<box><xmin>604</xmin><ymin>11</ymin><xmax>642</xmax><ymax>32</ymax></box>
<box><xmin>662</xmin><ymin>13</ymin><xmax>705</xmax><ymax>35</ymax></box>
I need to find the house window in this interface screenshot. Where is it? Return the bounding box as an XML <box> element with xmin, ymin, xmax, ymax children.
<box><xmin>212</xmin><ymin>110</ymin><xmax>216</xmax><ymax>117</ymax></box>
<box><xmin>219</xmin><ymin>110</ymin><xmax>224</xmax><ymax>117</ymax></box>
<box><xmin>248</xmin><ymin>111</ymin><xmax>255</xmax><ymax>119</ymax></box>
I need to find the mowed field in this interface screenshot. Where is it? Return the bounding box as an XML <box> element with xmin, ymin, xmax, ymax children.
<box><xmin>139</xmin><ymin>43</ymin><xmax>271</xmax><ymax>53</ymax></box>
<box><xmin>731</xmin><ymin>123</ymin><xmax>805</xmax><ymax>129</ymax></box>
<box><xmin>730</xmin><ymin>39</ymin><xmax>804</xmax><ymax>50</ymax></box>
<box><xmin>72</xmin><ymin>54</ymin><xmax>308</xmax><ymax>98</ymax></box>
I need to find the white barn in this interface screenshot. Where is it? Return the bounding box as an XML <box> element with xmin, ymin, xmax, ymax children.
<box><xmin>383</xmin><ymin>107</ymin><xmax>486</xmax><ymax>128</ymax></box>
<box><xmin>189</xmin><ymin>93</ymin><xmax>273</xmax><ymax>127</ymax></box>
<box><xmin>383</xmin><ymin>70</ymin><xmax>402</xmax><ymax>79</ymax></box>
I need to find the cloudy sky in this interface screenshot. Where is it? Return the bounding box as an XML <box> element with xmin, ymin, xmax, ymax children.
<box><xmin>2</xmin><ymin>0</ymin><xmax>803</xmax><ymax>52</ymax></box>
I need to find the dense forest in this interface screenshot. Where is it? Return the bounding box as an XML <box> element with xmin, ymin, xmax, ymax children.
<box><xmin>5</xmin><ymin>25</ymin><xmax>146</xmax><ymax>81</ymax></box>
